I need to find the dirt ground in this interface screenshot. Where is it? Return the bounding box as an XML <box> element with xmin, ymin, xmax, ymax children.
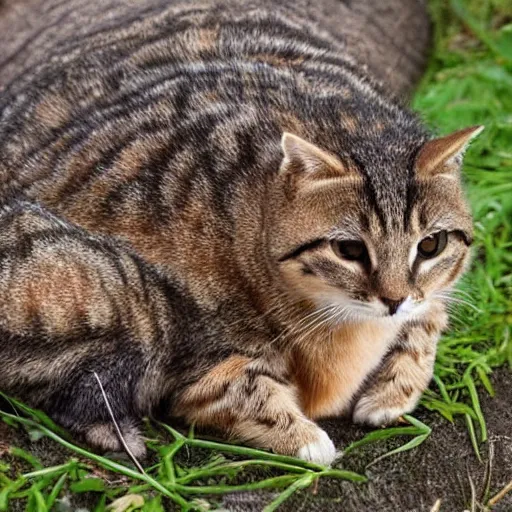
<box><xmin>223</xmin><ymin>369</ymin><xmax>512</xmax><ymax>512</ymax></box>
<box><xmin>1</xmin><ymin>369</ymin><xmax>511</xmax><ymax>512</ymax></box>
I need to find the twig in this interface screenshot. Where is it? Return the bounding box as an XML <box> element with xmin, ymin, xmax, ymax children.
<box><xmin>488</xmin><ymin>479</ymin><xmax>512</xmax><ymax>507</ymax></box>
<box><xmin>468</xmin><ymin>466</ymin><xmax>476</xmax><ymax>512</ymax></box>
<box><xmin>480</xmin><ymin>441</ymin><xmax>494</xmax><ymax>504</ymax></box>
<box><xmin>92</xmin><ymin>372</ymin><xmax>146</xmax><ymax>475</ymax></box>
<box><xmin>430</xmin><ymin>499</ymin><xmax>442</xmax><ymax>512</ymax></box>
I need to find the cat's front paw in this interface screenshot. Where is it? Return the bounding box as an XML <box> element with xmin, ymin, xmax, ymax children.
<box><xmin>296</xmin><ymin>427</ymin><xmax>336</xmax><ymax>466</ymax></box>
<box><xmin>352</xmin><ymin>387</ymin><xmax>421</xmax><ymax>427</ymax></box>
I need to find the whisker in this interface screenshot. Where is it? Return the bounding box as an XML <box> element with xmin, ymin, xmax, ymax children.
<box><xmin>267</xmin><ymin>304</ymin><xmax>336</xmax><ymax>347</ymax></box>
<box><xmin>292</xmin><ymin>304</ymin><xmax>335</xmax><ymax>330</ymax></box>
<box><xmin>435</xmin><ymin>292</ymin><xmax>481</xmax><ymax>313</ymax></box>
<box><xmin>293</xmin><ymin>307</ymin><xmax>343</xmax><ymax>347</ymax></box>
<box><xmin>449</xmin><ymin>287</ymin><xmax>475</xmax><ymax>300</ymax></box>
<box><xmin>288</xmin><ymin>307</ymin><xmax>338</xmax><ymax>342</ymax></box>
<box><xmin>292</xmin><ymin>304</ymin><xmax>346</xmax><ymax>343</ymax></box>
<box><xmin>333</xmin><ymin>306</ymin><xmax>352</xmax><ymax>324</ymax></box>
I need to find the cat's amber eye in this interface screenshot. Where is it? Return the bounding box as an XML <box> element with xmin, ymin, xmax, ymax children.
<box><xmin>332</xmin><ymin>240</ymin><xmax>368</xmax><ymax>263</ymax></box>
<box><xmin>417</xmin><ymin>230</ymin><xmax>448</xmax><ymax>259</ymax></box>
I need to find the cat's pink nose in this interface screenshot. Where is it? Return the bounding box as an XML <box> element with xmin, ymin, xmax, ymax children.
<box><xmin>381</xmin><ymin>297</ymin><xmax>406</xmax><ymax>315</ymax></box>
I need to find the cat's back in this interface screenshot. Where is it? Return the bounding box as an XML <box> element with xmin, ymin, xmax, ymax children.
<box><xmin>0</xmin><ymin>0</ymin><xmax>431</xmax><ymax>264</ymax></box>
<box><xmin>0</xmin><ymin>0</ymin><xmax>430</xmax><ymax>97</ymax></box>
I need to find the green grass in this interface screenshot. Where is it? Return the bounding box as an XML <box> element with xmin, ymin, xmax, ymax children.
<box><xmin>1</xmin><ymin>1</ymin><xmax>512</xmax><ymax>510</ymax></box>
<box><xmin>2</xmin><ymin>395</ymin><xmax>435</xmax><ymax>512</ymax></box>
<box><xmin>413</xmin><ymin>0</ymin><xmax>512</xmax><ymax>451</ymax></box>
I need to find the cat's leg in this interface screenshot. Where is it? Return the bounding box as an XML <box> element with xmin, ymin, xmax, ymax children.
<box><xmin>49</xmin><ymin>370</ymin><xmax>148</xmax><ymax>458</ymax></box>
<box><xmin>82</xmin><ymin>420</ymin><xmax>147</xmax><ymax>459</ymax></box>
<box><xmin>177</xmin><ymin>356</ymin><xmax>337</xmax><ymax>465</ymax></box>
<box><xmin>0</xmin><ymin>200</ymin><xmax>164</xmax><ymax>457</ymax></box>
<box><xmin>352</xmin><ymin>308</ymin><xmax>447</xmax><ymax>426</ymax></box>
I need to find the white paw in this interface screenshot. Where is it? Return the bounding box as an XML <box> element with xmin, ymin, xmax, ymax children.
<box><xmin>123</xmin><ymin>430</ymin><xmax>147</xmax><ymax>459</ymax></box>
<box><xmin>352</xmin><ymin>403</ymin><xmax>407</xmax><ymax>427</ymax></box>
<box><xmin>352</xmin><ymin>395</ymin><xmax>416</xmax><ymax>426</ymax></box>
<box><xmin>296</xmin><ymin>428</ymin><xmax>336</xmax><ymax>466</ymax></box>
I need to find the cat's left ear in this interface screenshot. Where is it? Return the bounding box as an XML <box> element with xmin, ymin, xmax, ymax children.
<box><xmin>414</xmin><ymin>125</ymin><xmax>484</xmax><ymax>179</ymax></box>
<box><xmin>279</xmin><ymin>133</ymin><xmax>356</xmax><ymax>184</ymax></box>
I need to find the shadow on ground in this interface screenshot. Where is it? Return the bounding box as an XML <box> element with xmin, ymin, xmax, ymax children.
<box><xmin>1</xmin><ymin>370</ymin><xmax>511</xmax><ymax>512</ymax></box>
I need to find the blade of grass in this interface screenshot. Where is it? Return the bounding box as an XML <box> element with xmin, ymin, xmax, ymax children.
<box><xmin>159</xmin><ymin>422</ymin><xmax>326</xmax><ymax>471</ymax></box>
<box><xmin>343</xmin><ymin>426</ymin><xmax>423</xmax><ymax>456</ymax></box>
<box><xmin>465</xmin><ymin>414</ymin><xmax>482</xmax><ymax>462</ymax></box>
<box><xmin>45</xmin><ymin>473</ymin><xmax>68</xmax><ymax>510</ymax></box>
<box><xmin>262</xmin><ymin>474</ymin><xmax>316</xmax><ymax>512</ymax></box>
<box><xmin>176</xmin><ymin>474</ymin><xmax>299</xmax><ymax>494</ymax></box>
<box><xmin>23</xmin><ymin>460</ymin><xmax>81</xmax><ymax>479</ymax></box>
<box><xmin>464</xmin><ymin>373</ymin><xmax>488</xmax><ymax>442</ymax></box>
<box><xmin>366</xmin><ymin>416</ymin><xmax>432</xmax><ymax>467</ymax></box>
<box><xmin>367</xmin><ymin>433</ymin><xmax>430</xmax><ymax>468</ymax></box>
<box><xmin>9</xmin><ymin>447</ymin><xmax>43</xmax><ymax>470</ymax></box>
<box><xmin>177</xmin><ymin>459</ymin><xmax>311</xmax><ymax>485</ymax></box>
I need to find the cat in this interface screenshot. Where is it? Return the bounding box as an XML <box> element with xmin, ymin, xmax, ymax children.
<box><xmin>0</xmin><ymin>0</ymin><xmax>481</xmax><ymax>465</ymax></box>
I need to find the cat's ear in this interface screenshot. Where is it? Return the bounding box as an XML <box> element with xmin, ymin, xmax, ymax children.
<box><xmin>414</xmin><ymin>126</ymin><xmax>484</xmax><ymax>179</ymax></box>
<box><xmin>279</xmin><ymin>133</ymin><xmax>354</xmax><ymax>182</ymax></box>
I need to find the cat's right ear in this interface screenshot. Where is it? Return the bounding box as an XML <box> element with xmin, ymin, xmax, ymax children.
<box><xmin>414</xmin><ymin>126</ymin><xmax>484</xmax><ymax>180</ymax></box>
<box><xmin>279</xmin><ymin>133</ymin><xmax>355</xmax><ymax>188</ymax></box>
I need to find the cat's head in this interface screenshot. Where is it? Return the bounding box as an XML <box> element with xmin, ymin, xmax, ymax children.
<box><xmin>268</xmin><ymin>127</ymin><xmax>483</xmax><ymax>322</ymax></box>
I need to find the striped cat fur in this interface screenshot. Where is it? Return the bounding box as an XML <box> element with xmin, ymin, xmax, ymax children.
<box><xmin>0</xmin><ymin>0</ymin><xmax>481</xmax><ymax>464</ymax></box>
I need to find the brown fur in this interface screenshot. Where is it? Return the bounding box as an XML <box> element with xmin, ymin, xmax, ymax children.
<box><xmin>293</xmin><ymin>319</ymin><xmax>402</xmax><ymax>418</ymax></box>
<box><xmin>0</xmin><ymin>0</ymin><xmax>480</xmax><ymax>463</ymax></box>
<box><xmin>178</xmin><ymin>356</ymin><xmax>326</xmax><ymax>457</ymax></box>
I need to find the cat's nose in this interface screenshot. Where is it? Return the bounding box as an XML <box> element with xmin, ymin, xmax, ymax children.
<box><xmin>380</xmin><ymin>297</ymin><xmax>406</xmax><ymax>315</ymax></box>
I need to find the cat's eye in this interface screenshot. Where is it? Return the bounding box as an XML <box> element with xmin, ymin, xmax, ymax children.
<box><xmin>332</xmin><ymin>240</ymin><xmax>368</xmax><ymax>263</ymax></box>
<box><xmin>417</xmin><ymin>230</ymin><xmax>448</xmax><ymax>259</ymax></box>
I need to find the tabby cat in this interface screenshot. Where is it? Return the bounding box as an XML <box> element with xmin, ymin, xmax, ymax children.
<box><xmin>0</xmin><ymin>0</ymin><xmax>481</xmax><ymax>464</ymax></box>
